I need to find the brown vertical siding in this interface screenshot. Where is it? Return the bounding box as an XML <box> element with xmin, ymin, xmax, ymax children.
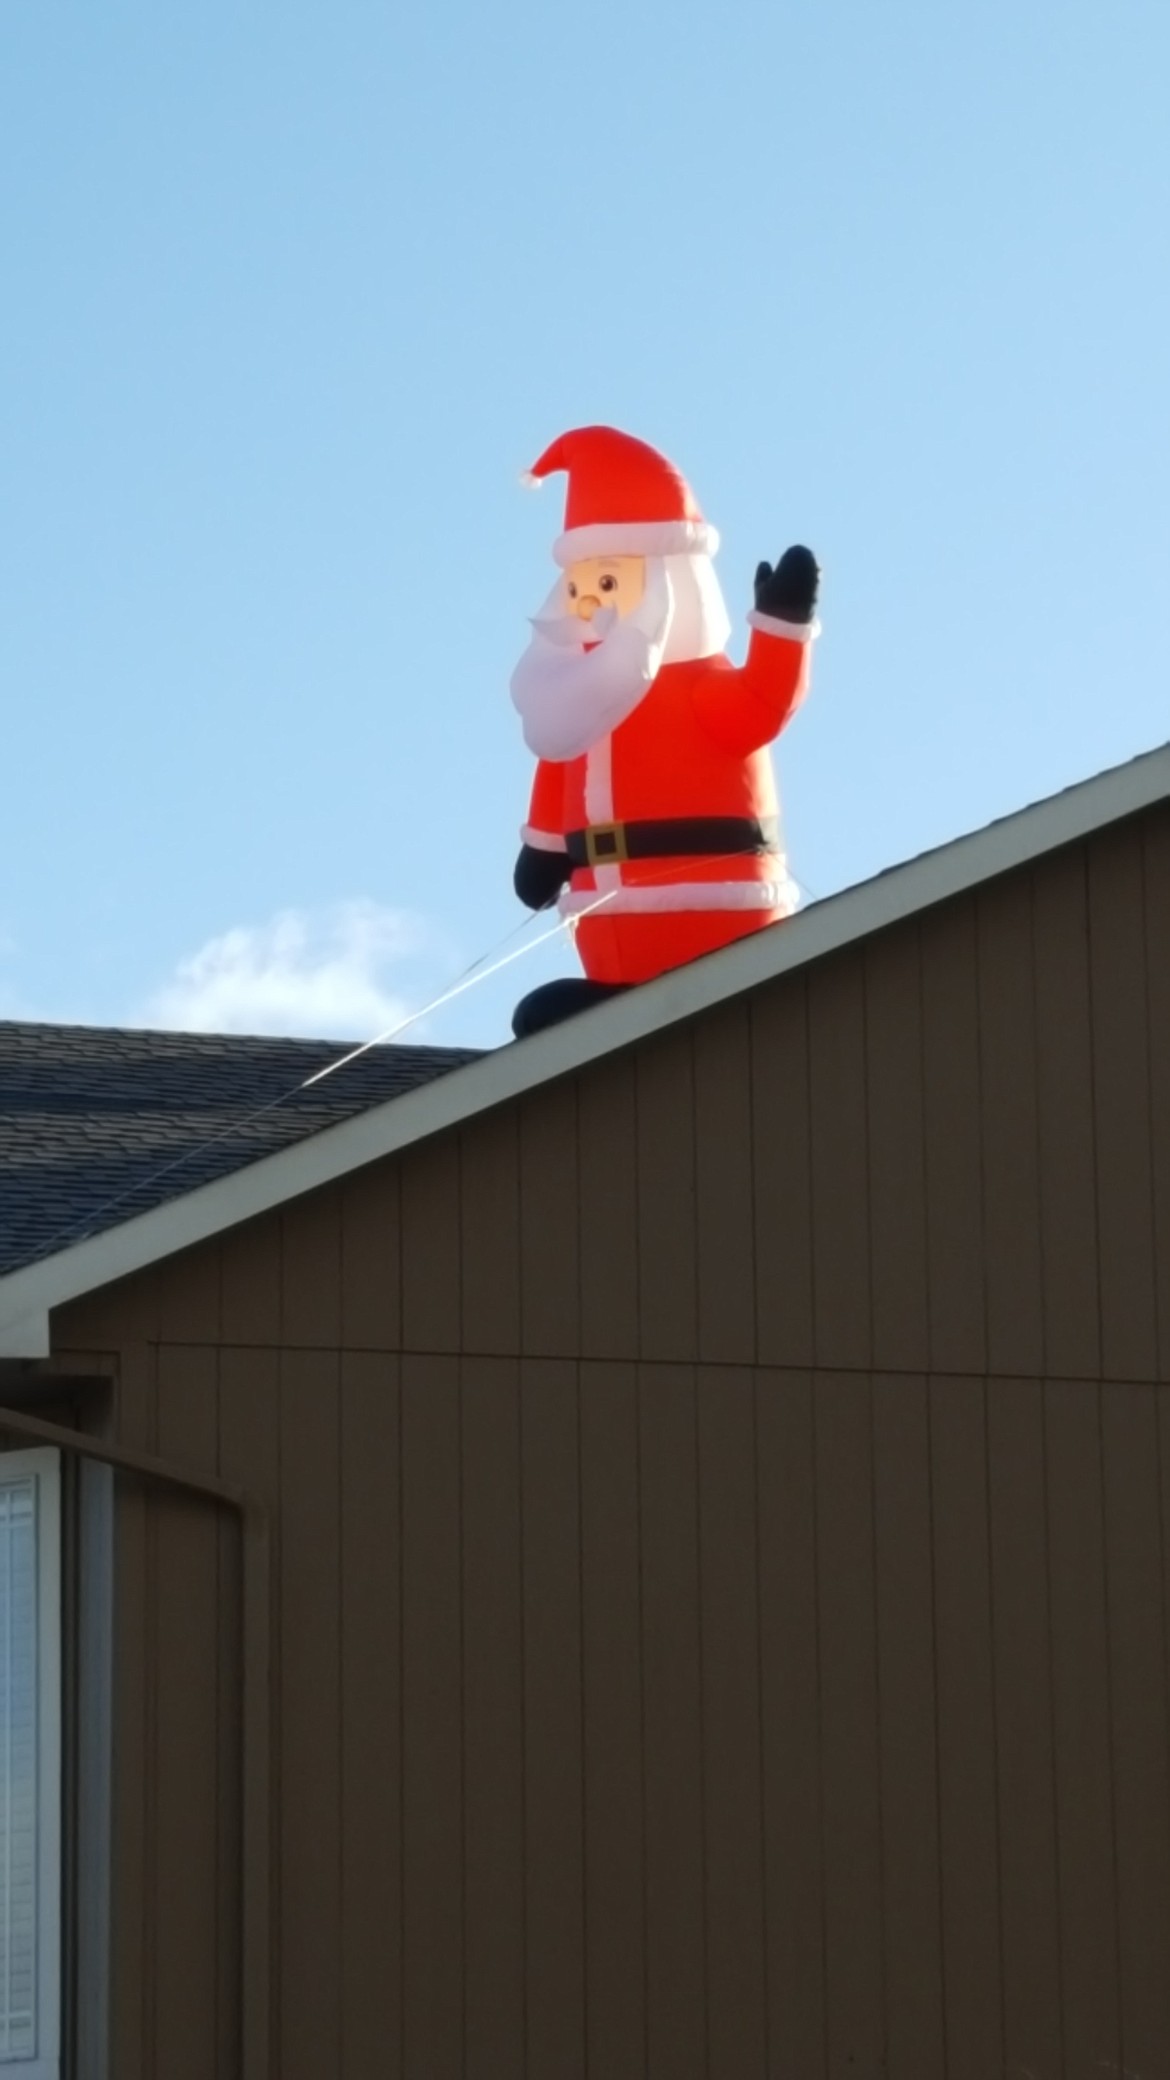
<box><xmin>866</xmin><ymin>930</ymin><xmax>931</xmax><ymax>1376</ymax></box>
<box><xmin>518</xmin><ymin>1358</ymin><xmax>586</xmax><ymax>2077</ymax></box>
<box><xmin>151</xmin><ymin>1346</ymin><xmax>222</xmax><ymax>2080</ymax></box>
<box><xmin>693</xmin><ymin>1009</ymin><xmax>756</xmax><ymax>1366</ymax></box>
<box><xmin>1100</xmin><ymin>1382</ymin><xmax>1170</xmax><ymax>2072</ymax></box>
<box><xmin>216</xmin><ymin>1346</ymin><xmax>278</xmax><ymax>2066</ymax></box>
<box><xmin>337</xmin><ymin>1351</ymin><xmax>401</xmax><ymax>2079</ymax></box>
<box><xmin>755</xmin><ymin>1367</ymin><xmax>824</xmax><ymax>2071</ymax></box>
<box><xmin>579</xmin><ymin>1362</ymin><xmax>645</xmax><ymax>2079</ymax></box>
<box><xmin>151</xmin><ymin>1237</ymin><xmax>221</xmax><ymax>1347</ymax></box>
<box><xmin>814</xmin><ymin>1372</ymin><xmax>885</xmax><ymax>2075</ymax></box>
<box><xmin>214</xmin><ymin>1380</ymin><xmax>243</xmax><ymax>2080</ymax></box>
<box><xmin>519</xmin><ymin>1083</ymin><xmax>580</xmax><ymax>1359</ymax></box>
<box><xmin>107</xmin><ymin>1319</ymin><xmax>153</xmax><ymax>2080</ymax></box>
<box><xmin>458</xmin><ymin>1109</ymin><xmax>520</xmax><ymax>1356</ymax></box>
<box><xmin>696</xmin><ymin>1366</ymin><xmax>767</xmax><ymax>2077</ymax></box>
<box><xmin>577</xmin><ymin>1054</ymin><xmax>639</xmax><ymax>1361</ymax></box>
<box><xmin>280</xmin><ymin>1194</ymin><xmax>342</xmax><ymax>1349</ymax></box>
<box><xmin>638</xmin><ymin>1363</ymin><xmax>705</xmax><ymax>2080</ymax></box>
<box><xmin>40</xmin><ymin>798</ymin><xmax>1170</xmax><ymax>2079</ymax></box>
<box><xmin>808</xmin><ymin>956</ymin><xmax>871</xmax><ymax>1373</ymax></box>
<box><xmin>1045</xmin><ymin>1379</ymin><xmax>1122</xmax><ymax>2079</ymax></box>
<box><xmin>635</xmin><ymin>1028</ymin><xmax>698</xmax><ymax>1363</ymax></box>
<box><xmin>750</xmin><ymin>979</ymin><xmax>815</xmax><ymax>1370</ymax></box>
<box><xmin>929</xmin><ymin>1376</ymin><xmax>1004</xmax><ymax>2079</ymax></box>
<box><xmin>1147</xmin><ymin>818</ymin><xmax>1170</xmax><ymax>1374</ymax></box>
<box><xmin>920</xmin><ymin>898</ymin><xmax>988</xmax><ymax>1374</ymax></box>
<box><xmin>43</xmin><ymin>1348</ymin><xmax>1170</xmax><ymax>2080</ymax></box>
<box><xmin>978</xmin><ymin>883</ymin><xmax>1046</xmax><ymax>1378</ymax></box>
<box><xmin>461</xmin><ymin>1358</ymin><xmax>525</xmax><ymax>2080</ymax></box>
<box><xmin>279</xmin><ymin>1350</ymin><xmax>343</xmax><ymax>2079</ymax></box>
<box><xmin>400</xmin><ymin>1353</ymin><xmax>463</xmax><ymax>2075</ymax></box>
<box><xmin>1089</xmin><ymin>824</ymin><xmax>1160</xmax><ymax>1381</ymax></box>
<box><xmin>220</xmin><ymin>1215</ymin><xmax>281</xmax><ymax>1345</ymax></box>
<box><xmin>400</xmin><ymin>1135</ymin><xmax>460</xmax><ymax>1355</ymax></box>
<box><xmin>1033</xmin><ymin>852</ymin><xmax>1101</xmax><ymax>1379</ymax></box>
<box><xmin>986</xmin><ymin>1377</ymin><xmax>1064</xmax><ymax>2076</ymax></box>
<box><xmin>871</xmin><ymin>1374</ymin><xmax>945</xmax><ymax>2076</ymax></box>
<box><xmin>339</xmin><ymin>1163</ymin><xmax>401</xmax><ymax>1351</ymax></box>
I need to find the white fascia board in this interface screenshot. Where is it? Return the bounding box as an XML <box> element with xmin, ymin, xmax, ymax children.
<box><xmin>0</xmin><ymin>1312</ymin><xmax>52</xmax><ymax>1360</ymax></box>
<box><xmin>0</xmin><ymin>739</ymin><xmax>1167</xmax><ymax>1357</ymax></box>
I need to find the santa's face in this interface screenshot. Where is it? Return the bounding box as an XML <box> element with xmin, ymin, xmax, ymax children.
<box><xmin>509</xmin><ymin>555</ymin><xmax>674</xmax><ymax>761</ymax></box>
<box><xmin>564</xmin><ymin>554</ymin><xmax>646</xmax><ymax>624</ymax></box>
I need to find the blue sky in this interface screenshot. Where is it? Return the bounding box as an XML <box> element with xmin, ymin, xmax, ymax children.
<box><xmin>2</xmin><ymin>0</ymin><xmax>1167</xmax><ymax>1049</ymax></box>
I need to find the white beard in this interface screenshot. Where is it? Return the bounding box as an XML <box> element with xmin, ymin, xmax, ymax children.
<box><xmin>509</xmin><ymin>553</ymin><xmax>732</xmax><ymax>762</ymax></box>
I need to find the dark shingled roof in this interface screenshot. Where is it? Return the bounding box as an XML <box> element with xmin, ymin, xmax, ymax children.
<box><xmin>0</xmin><ymin>1020</ymin><xmax>483</xmax><ymax>1277</ymax></box>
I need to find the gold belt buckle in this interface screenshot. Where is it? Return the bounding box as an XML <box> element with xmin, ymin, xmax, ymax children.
<box><xmin>584</xmin><ymin>822</ymin><xmax>629</xmax><ymax>867</ymax></box>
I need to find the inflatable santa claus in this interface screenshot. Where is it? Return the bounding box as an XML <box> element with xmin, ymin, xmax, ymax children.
<box><xmin>509</xmin><ymin>424</ymin><xmax>818</xmax><ymax>1037</ymax></box>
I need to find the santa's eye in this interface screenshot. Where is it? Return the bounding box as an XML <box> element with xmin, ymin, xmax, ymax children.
<box><xmin>599</xmin><ymin>573</ymin><xmax>617</xmax><ymax>593</ymax></box>
<box><xmin>567</xmin><ymin>582</ymin><xmax>577</xmax><ymax>598</ymax></box>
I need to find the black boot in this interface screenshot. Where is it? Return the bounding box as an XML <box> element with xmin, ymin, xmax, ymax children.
<box><xmin>511</xmin><ymin>978</ymin><xmax>630</xmax><ymax>1039</ymax></box>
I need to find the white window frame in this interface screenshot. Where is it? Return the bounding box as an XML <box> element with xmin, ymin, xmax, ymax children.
<box><xmin>0</xmin><ymin>1448</ymin><xmax>61</xmax><ymax>2080</ymax></box>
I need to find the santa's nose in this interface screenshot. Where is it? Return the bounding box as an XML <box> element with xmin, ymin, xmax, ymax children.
<box><xmin>576</xmin><ymin>594</ymin><xmax>601</xmax><ymax>620</ymax></box>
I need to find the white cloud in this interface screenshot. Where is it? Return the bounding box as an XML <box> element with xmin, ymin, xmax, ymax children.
<box><xmin>141</xmin><ymin>901</ymin><xmax>437</xmax><ymax>1039</ymax></box>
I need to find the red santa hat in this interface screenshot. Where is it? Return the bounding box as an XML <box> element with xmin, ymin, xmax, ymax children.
<box><xmin>524</xmin><ymin>424</ymin><xmax>719</xmax><ymax>569</ymax></box>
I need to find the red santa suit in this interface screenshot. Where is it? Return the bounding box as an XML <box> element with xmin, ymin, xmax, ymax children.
<box><xmin>511</xmin><ymin>427</ymin><xmax>817</xmax><ymax>987</ymax></box>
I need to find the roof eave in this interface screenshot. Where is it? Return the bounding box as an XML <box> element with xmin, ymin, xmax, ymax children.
<box><xmin>1</xmin><ymin>738</ymin><xmax>1167</xmax><ymax>1357</ymax></box>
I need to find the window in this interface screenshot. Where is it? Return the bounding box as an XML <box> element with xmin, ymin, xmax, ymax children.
<box><xmin>0</xmin><ymin>1451</ymin><xmax>60</xmax><ymax>2078</ymax></box>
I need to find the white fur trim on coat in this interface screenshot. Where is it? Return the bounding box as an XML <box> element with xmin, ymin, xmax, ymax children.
<box><xmin>584</xmin><ymin>734</ymin><xmax>614</xmax><ymax>824</ymax></box>
<box><xmin>746</xmin><ymin>610</ymin><xmax>822</xmax><ymax>642</ymax></box>
<box><xmin>520</xmin><ymin>825</ymin><xmax>568</xmax><ymax>852</ymax></box>
<box><xmin>559</xmin><ymin>874</ymin><xmax>799</xmax><ymax>917</ymax></box>
<box><xmin>554</xmin><ymin>518</ymin><xmax>719</xmax><ymax>567</ymax></box>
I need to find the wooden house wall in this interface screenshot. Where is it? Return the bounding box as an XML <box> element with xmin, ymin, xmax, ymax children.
<box><xmin>47</xmin><ymin>801</ymin><xmax>1170</xmax><ymax>2079</ymax></box>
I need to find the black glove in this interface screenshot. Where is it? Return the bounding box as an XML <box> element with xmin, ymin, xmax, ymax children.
<box><xmin>514</xmin><ymin>842</ymin><xmax>571</xmax><ymax>911</ymax></box>
<box><xmin>754</xmin><ymin>544</ymin><xmax>820</xmax><ymax>624</ymax></box>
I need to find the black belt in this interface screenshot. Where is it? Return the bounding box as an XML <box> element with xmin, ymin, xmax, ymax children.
<box><xmin>566</xmin><ymin>815</ymin><xmax>780</xmax><ymax>869</ymax></box>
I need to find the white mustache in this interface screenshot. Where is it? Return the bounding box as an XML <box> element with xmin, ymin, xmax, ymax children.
<box><xmin>529</xmin><ymin>606</ymin><xmax>618</xmax><ymax>649</ymax></box>
<box><xmin>510</xmin><ymin>571</ymin><xmax>674</xmax><ymax>760</ymax></box>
